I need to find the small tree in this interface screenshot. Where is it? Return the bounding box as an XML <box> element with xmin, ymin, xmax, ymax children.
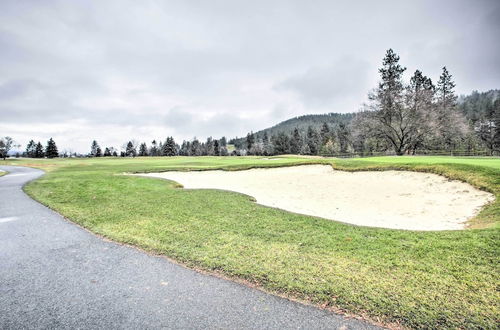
<box><xmin>125</xmin><ymin>141</ymin><xmax>137</xmax><ymax>157</ymax></box>
<box><xmin>0</xmin><ymin>136</ymin><xmax>18</xmax><ymax>160</ymax></box>
<box><xmin>35</xmin><ymin>142</ymin><xmax>45</xmax><ymax>158</ymax></box>
<box><xmin>214</xmin><ymin>139</ymin><xmax>220</xmax><ymax>156</ymax></box>
<box><xmin>150</xmin><ymin>140</ymin><xmax>159</xmax><ymax>156</ymax></box>
<box><xmin>138</xmin><ymin>142</ymin><xmax>148</xmax><ymax>156</ymax></box>
<box><xmin>45</xmin><ymin>138</ymin><xmax>59</xmax><ymax>158</ymax></box>
<box><xmin>104</xmin><ymin>147</ymin><xmax>112</xmax><ymax>157</ymax></box>
<box><xmin>163</xmin><ymin>137</ymin><xmax>177</xmax><ymax>156</ymax></box>
<box><xmin>26</xmin><ymin>140</ymin><xmax>36</xmax><ymax>157</ymax></box>
<box><xmin>90</xmin><ymin>140</ymin><xmax>100</xmax><ymax>157</ymax></box>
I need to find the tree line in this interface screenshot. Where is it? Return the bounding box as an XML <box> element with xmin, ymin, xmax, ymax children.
<box><xmin>85</xmin><ymin>136</ymin><xmax>230</xmax><ymax>158</ymax></box>
<box><xmin>26</xmin><ymin>138</ymin><xmax>59</xmax><ymax>158</ymax></box>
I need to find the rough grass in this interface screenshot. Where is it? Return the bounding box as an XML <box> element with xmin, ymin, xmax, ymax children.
<box><xmin>2</xmin><ymin>156</ymin><xmax>499</xmax><ymax>329</ymax></box>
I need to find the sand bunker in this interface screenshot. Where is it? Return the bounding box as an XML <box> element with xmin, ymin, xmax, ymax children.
<box><xmin>140</xmin><ymin>165</ymin><xmax>494</xmax><ymax>231</ymax></box>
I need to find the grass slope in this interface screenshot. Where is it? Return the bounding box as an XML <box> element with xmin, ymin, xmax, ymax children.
<box><xmin>2</xmin><ymin>156</ymin><xmax>499</xmax><ymax>329</ymax></box>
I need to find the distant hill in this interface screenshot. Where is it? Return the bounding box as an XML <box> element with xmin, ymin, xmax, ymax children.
<box><xmin>458</xmin><ymin>89</ymin><xmax>499</xmax><ymax>123</ymax></box>
<box><xmin>231</xmin><ymin>112</ymin><xmax>354</xmax><ymax>145</ymax></box>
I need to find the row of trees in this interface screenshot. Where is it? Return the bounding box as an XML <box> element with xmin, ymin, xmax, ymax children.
<box><xmin>86</xmin><ymin>136</ymin><xmax>230</xmax><ymax>158</ymax></box>
<box><xmin>24</xmin><ymin>138</ymin><xmax>59</xmax><ymax>158</ymax></box>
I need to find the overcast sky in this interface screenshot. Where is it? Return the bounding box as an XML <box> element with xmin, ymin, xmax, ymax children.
<box><xmin>1</xmin><ymin>0</ymin><xmax>499</xmax><ymax>153</ymax></box>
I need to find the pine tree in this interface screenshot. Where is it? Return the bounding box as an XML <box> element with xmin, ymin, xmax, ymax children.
<box><xmin>190</xmin><ymin>138</ymin><xmax>201</xmax><ymax>156</ymax></box>
<box><xmin>45</xmin><ymin>138</ymin><xmax>59</xmax><ymax>158</ymax></box>
<box><xmin>26</xmin><ymin>140</ymin><xmax>36</xmax><ymax>157</ymax></box>
<box><xmin>214</xmin><ymin>140</ymin><xmax>220</xmax><ymax>156</ymax></box>
<box><xmin>104</xmin><ymin>147</ymin><xmax>112</xmax><ymax>157</ymax></box>
<box><xmin>205</xmin><ymin>137</ymin><xmax>215</xmax><ymax>156</ymax></box>
<box><xmin>96</xmin><ymin>146</ymin><xmax>102</xmax><ymax>157</ymax></box>
<box><xmin>437</xmin><ymin>66</ymin><xmax>457</xmax><ymax>113</ymax></box>
<box><xmin>272</xmin><ymin>132</ymin><xmax>290</xmax><ymax>154</ymax></box>
<box><xmin>35</xmin><ymin>142</ymin><xmax>44</xmax><ymax>158</ymax></box>
<box><xmin>337</xmin><ymin>122</ymin><xmax>350</xmax><ymax>153</ymax></box>
<box><xmin>125</xmin><ymin>141</ymin><xmax>136</xmax><ymax>157</ymax></box>
<box><xmin>306</xmin><ymin>126</ymin><xmax>320</xmax><ymax>155</ymax></box>
<box><xmin>138</xmin><ymin>142</ymin><xmax>148</xmax><ymax>156</ymax></box>
<box><xmin>163</xmin><ymin>137</ymin><xmax>177</xmax><ymax>156</ymax></box>
<box><xmin>320</xmin><ymin>123</ymin><xmax>331</xmax><ymax>145</ymax></box>
<box><xmin>246</xmin><ymin>132</ymin><xmax>255</xmax><ymax>150</ymax></box>
<box><xmin>90</xmin><ymin>140</ymin><xmax>100</xmax><ymax>157</ymax></box>
<box><xmin>150</xmin><ymin>140</ymin><xmax>159</xmax><ymax>156</ymax></box>
<box><xmin>290</xmin><ymin>128</ymin><xmax>302</xmax><ymax>154</ymax></box>
<box><xmin>493</xmin><ymin>98</ymin><xmax>500</xmax><ymax>153</ymax></box>
<box><xmin>436</xmin><ymin>66</ymin><xmax>466</xmax><ymax>150</ymax></box>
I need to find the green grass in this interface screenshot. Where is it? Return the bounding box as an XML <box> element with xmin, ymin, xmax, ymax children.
<box><xmin>2</xmin><ymin>156</ymin><xmax>499</xmax><ymax>328</ymax></box>
<box><xmin>0</xmin><ymin>170</ymin><xmax>6</xmax><ymax>177</ymax></box>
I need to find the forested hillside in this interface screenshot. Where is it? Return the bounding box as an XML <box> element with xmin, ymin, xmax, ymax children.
<box><xmin>230</xmin><ymin>113</ymin><xmax>353</xmax><ymax>147</ymax></box>
<box><xmin>458</xmin><ymin>89</ymin><xmax>499</xmax><ymax>123</ymax></box>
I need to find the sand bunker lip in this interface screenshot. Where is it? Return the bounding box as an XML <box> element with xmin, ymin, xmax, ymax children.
<box><xmin>137</xmin><ymin>165</ymin><xmax>494</xmax><ymax>231</ymax></box>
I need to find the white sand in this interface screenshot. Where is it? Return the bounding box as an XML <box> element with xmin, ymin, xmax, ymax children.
<box><xmin>139</xmin><ymin>165</ymin><xmax>494</xmax><ymax>231</ymax></box>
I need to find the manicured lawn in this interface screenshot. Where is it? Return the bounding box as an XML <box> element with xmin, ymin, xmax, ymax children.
<box><xmin>2</xmin><ymin>156</ymin><xmax>499</xmax><ymax>328</ymax></box>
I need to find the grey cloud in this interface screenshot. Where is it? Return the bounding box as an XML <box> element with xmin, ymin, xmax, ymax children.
<box><xmin>275</xmin><ymin>58</ymin><xmax>371</xmax><ymax>109</ymax></box>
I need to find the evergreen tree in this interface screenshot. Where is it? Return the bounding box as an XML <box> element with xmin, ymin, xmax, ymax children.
<box><xmin>437</xmin><ymin>66</ymin><xmax>458</xmax><ymax>114</ymax></box>
<box><xmin>150</xmin><ymin>140</ymin><xmax>159</xmax><ymax>156</ymax></box>
<box><xmin>219</xmin><ymin>136</ymin><xmax>227</xmax><ymax>147</ymax></box>
<box><xmin>104</xmin><ymin>147</ymin><xmax>112</xmax><ymax>157</ymax></box>
<box><xmin>190</xmin><ymin>138</ymin><xmax>202</xmax><ymax>156</ymax></box>
<box><xmin>290</xmin><ymin>128</ymin><xmax>302</xmax><ymax>154</ymax></box>
<box><xmin>35</xmin><ymin>142</ymin><xmax>44</xmax><ymax>158</ymax></box>
<box><xmin>125</xmin><ymin>141</ymin><xmax>136</xmax><ymax>157</ymax></box>
<box><xmin>96</xmin><ymin>146</ymin><xmax>102</xmax><ymax>157</ymax></box>
<box><xmin>306</xmin><ymin>126</ymin><xmax>320</xmax><ymax>155</ymax></box>
<box><xmin>26</xmin><ymin>140</ymin><xmax>36</xmax><ymax>157</ymax></box>
<box><xmin>493</xmin><ymin>99</ymin><xmax>500</xmax><ymax>153</ymax></box>
<box><xmin>272</xmin><ymin>132</ymin><xmax>290</xmax><ymax>154</ymax></box>
<box><xmin>163</xmin><ymin>137</ymin><xmax>177</xmax><ymax>156</ymax></box>
<box><xmin>337</xmin><ymin>122</ymin><xmax>350</xmax><ymax>153</ymax></box>
<box><xmin>246</xmin><ymin>132</ymin><xmax>255</xmax><ymax>150</ymax></box>
<box><xmin>138</xmin><ymin>142</ymin><xmax>148</xmax><ymax>156</ymax></box>
<box><xmin>45</xmin><ymin>138</ymin><xmax>59</xmax><ymax>158</ymax></box>
<box><xmin>320</xmin><ymin>123</ymin><xmax>331</xmax><ymax>145</ymax></box>
<box><xmin>214</xmin><ymin>140</ymin><xmax>220</xmax><ymax>156</ymax></box>
<box><xmin>90</xmin><ymin>140</ymin><xmax>100</xmax><ymax>157</ymax></box>
<box><xmin>373</xmin><ymin>49</ymin><xmax>407</xmax><ymax>155</ymax></box>
<box><xmin>436</xmin><ymin>66</ymin><xmax>467</xmax><ymax>150</ymax></box>
<box><xmin>205</xmin><ymin>137</ymin><xmax>215</xmax><ymax>156</ymax></box>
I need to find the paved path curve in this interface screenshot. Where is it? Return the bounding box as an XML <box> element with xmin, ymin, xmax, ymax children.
<box><xmin>0</xmin><ymin>165</ymin><xmax>379</xmax><ymax>329</ymax></box>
